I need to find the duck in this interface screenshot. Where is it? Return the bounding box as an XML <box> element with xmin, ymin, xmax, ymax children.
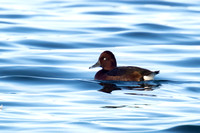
<box><xmin>89</xmin><ymin>51</ymin><xmax>159</xmax><ymax>81</ymax></box>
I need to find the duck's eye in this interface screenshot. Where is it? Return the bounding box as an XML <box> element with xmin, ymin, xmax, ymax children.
<box><xmin>103</xmin><ymin>58</ymin><xmax>107</xmax><ymax>61</ymax></box>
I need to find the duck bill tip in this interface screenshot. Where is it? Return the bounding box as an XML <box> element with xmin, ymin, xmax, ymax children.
<box><xmin>89</xmin><ymin>61</ymin><xmax>100</xmax><ymax>69</ymax></box>
<box><xmin>89</xmin><ymin>66</ymin><xmax>93</xmax><ymax>69</ymax></box>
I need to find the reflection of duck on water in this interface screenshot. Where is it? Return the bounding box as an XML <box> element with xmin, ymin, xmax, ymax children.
<box><xmin>98</xmin><ymin>81</ymin><xmax>161</xmax><ymax>94</ymax></box>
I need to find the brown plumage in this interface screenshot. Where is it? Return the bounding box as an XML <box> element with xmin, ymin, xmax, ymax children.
<box><xmin>89</xmin><ymin>51</ymin><xmax>159</xmax><ymax>81</ymax></box>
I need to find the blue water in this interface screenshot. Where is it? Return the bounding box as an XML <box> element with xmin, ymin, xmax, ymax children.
<box><xmin>0</xmin><ymin>0</ymin><xmax>200</xmax><ymax>132</ymax></box>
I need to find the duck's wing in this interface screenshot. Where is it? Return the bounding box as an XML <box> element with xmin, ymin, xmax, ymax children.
<box><xmin>107</xmin><ymin>66</ymin><xmax>159</xmax><ymax>81</ymax></box>
<box><xmin>107</xmin><ymin>66</ymin><xmax>153</xmax><ymax>76</ymax></box>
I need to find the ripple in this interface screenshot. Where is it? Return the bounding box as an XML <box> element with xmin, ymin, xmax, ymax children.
<box><xmin>16</xmin><ymin>39</ymin><xmax>75</xmax><ymax>49</ymax></box>
<box><xmin>123</xmin><ymin>0</ymin><xmax>192</xmax><ymax>7</ymax></box>
<box><xmin>0</xmin><ymin>26</ymin><xmax>58</xmax><ymax>33</ymax></box>
<box><xmin>136</xmin><ymin>23</ymin><xmax>178</xmax><ymax>31</ymax></box>
<box><xmin>159</xmin><ymin>57</ymin><xmax>200</xmax><ymax>68</ymax></box>
<box><xmin>0</xmin><ymin>126</ymin><xmax>10</xmax><ymax>130</ymax></box>
<box><xmin>175</xmin><ymin>40</ymin><xmax>200</xmax><ymax>46</ymax></box>
<box><xmin>15</xmin><ymin>39</ymin><xmax>113</xmax><ymax>49</ymax></box>
<box><xmin>0</xmin><ymin>42</ymin><xmax>12</xmax><ymax>47</ymax></box>
<box><xmin>44</xmin><ymin>0</ymin><xmax>67</xmax><ymax>4</ymax></box>
<box><xmin>0</xmin><ymin>14</ymin><xmax>32</xmax><ymax>19</ymax></box>
<box><xmin>119</xmin><ymin>31</ymin><xmax>190</xmax><ymax>42</ymax></box>
<box><xmin>0</xmin><ymin>21</ymin><xmax>17</xmax><ymax>24</ymax></box>
<box><xmin>62</xmin><ymin>4</ymin><xmax>95</xmax><ymax>8</ymax></box>
<box><xmin>186</xmin><ymin>87</ymin><xmax>200</xmax><ymax>93</ymax></box>
<box><xmin>88</xmin><ymin>27</ymin><xmax>128</xmax><ymax>32</ymax></box>
<box><xmin>120</xmin><ymin>31</ymin><xmax>163</xmax><ymax>39</ymax></box>
<box><xmin>0</xmin><ymin>59</ymin><xmax>13</xmax><ymax>64</ymax></box>
<box><xmin>84</xmin><ymin>11</ymin><xmax>129</xmax><ymax>15</ymax></box>
<box><xmin>0</xmin><ymin>26</ymin><xmax>87</xmax><ymax>35</ymax></box>
<box><xmin>159</xmin><ymin>125</ymin><xmax>200</xmax><ymax>133</ymax></box>
<box><xmin>0</xmin><ymin>66</ymin><xmax>73</xmax><ymax>79</ymax></box>
<box><xmin>1</xmin><ymin>101</ymin><xmax>60</xmax><ymax>107</ymax></box>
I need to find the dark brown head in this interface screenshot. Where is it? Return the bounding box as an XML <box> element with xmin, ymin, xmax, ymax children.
<box><xmin>89</xmin><ymin>51</ymin><xmax>117</xmax><ymax>70</ymax></box>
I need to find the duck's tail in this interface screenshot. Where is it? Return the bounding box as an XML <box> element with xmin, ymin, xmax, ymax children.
<box><xmin>143</xmin><ymin>70</ymin><xmax>160</xmax><ymax>81</ymax></box>
<box><xmin>154</xmin><ymin>70</ymin><xmax>160</xmax><ymax>75</ymax></box>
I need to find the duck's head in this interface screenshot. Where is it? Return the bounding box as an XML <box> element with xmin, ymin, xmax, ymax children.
<box><xmin>89</xmin><ymin>51</ymin><xmax>117</xmax><ymax>71</ymax></box>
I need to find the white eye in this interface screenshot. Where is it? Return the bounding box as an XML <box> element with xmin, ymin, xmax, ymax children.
<box><xmin>103</xmin><ymin>58</ymin><xmax>106</xmax><ymax>60</ymax></box>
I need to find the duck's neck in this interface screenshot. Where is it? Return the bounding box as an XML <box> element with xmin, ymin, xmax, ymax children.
<box><xmin>103</xmin><ymin>66</ymin><xmax>116</xmax><ymax>71</ymax></box>
<box><xmin>103</xmin><ymin>61</ymin><xmax>117</xmax><ymax>71</ymax></box>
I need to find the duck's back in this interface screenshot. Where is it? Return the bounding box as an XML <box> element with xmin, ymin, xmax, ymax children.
<box><xmin>95</xmin><ymin>66</ymin><xmax>159</xmax><ymax>81</ymax></box>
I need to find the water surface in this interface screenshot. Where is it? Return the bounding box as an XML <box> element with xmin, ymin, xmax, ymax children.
<box><xmin>0</xmin><ymin>0</ymin><xmax>200</xmax><ymax>132</ymax></box>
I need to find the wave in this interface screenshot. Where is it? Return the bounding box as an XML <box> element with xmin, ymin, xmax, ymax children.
<box><xmin>120</xmin><ymin>0</ymin><xmax>192</xmax><ymax>7</ymax></box>
<box><xmin>136</xmin><ymin>23</ymin><xmax>178</xmax><ymax>31</ymax></box>
<box><xmin>0</xmin><ymin>14</ymin><xmax>32</xmax><ymax>19</ymax></box>
<box><xmin>154</xmin><ymin>125</ymin><xmax>200</xmax><ymax>133</ymax></box>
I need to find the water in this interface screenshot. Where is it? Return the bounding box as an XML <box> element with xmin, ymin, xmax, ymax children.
<box><xmin>0</xmin><ymin>0</ymin><xmax>200</xmax><ymax>132</ymax></box>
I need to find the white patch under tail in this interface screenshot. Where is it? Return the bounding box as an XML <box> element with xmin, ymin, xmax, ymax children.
<box><xmin>143</xmin><ymin>71</ymin><xmax>159</xmax><ymax>81</ymax></box>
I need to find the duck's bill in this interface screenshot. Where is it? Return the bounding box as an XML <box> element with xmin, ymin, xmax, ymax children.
<box><xmin>89</xmin><ymin>61</ymin><xmax>100</xmax><ymax>69</ymax></box>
